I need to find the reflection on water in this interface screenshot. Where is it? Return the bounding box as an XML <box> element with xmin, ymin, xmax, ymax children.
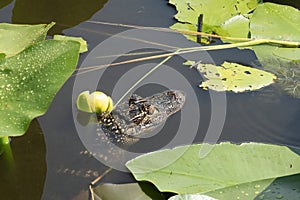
<box><xmin>0</xmin><ymin>0</ymin><xmax>12</xmax><ymax>10</ymax></box>
<box><xmin>12</xmin><ymin>0</ymin><xmax>108</xmax><ymax>35</ymax></box>
<box><xmin>0</xmin><ymin>119</ymin><xmax>46</xmax><ymax>200</ymax></box>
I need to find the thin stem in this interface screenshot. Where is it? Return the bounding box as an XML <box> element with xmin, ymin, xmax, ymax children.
<box><xmin>113</xmin><ymin>50</ymin><xmax>179</xmax><ymax>108</ymax></box>
<box><xmin>89</xmin><ymin>167</ymin><xmax>113</xmax><ymax>200</ymax></box>
<box><xmin>0</xmin><ymin>137</ymin><xmax>15</xmax><ymax>180</ymax></box>
<box><xmin>86</xmin><ymin>20</ymin><xmax>300</xmax><ymax>45</ymax></box>
<box><xmin>0</xmin><ymin>136</ymin><xmax>9</xmax><ymax>145</ymax></box>
<box><xmin>75</xmin><ymin>39</ymin><xmax>299</xmax><ymax>76</ymax></box>
<box><xmin>86</xmin><ymin>20</ymin><xmax>252</xmax><ymax>42</ymax></box>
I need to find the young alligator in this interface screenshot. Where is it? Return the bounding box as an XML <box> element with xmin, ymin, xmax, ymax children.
<box><xmin>97</xmin><ymin>90</ymin><xmax>185</xmax><ymax>144</ymax></box>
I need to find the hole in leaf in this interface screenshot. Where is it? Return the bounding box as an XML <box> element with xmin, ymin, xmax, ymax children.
<box><xmin>222</xmin><ymin>78</ymin><xmax>227</xmax><ymax>81</ymax></box>
<box><xmin>244</xmin><ymin>71</ymin><xmax>251</xmax><ymax>75</ymax></box>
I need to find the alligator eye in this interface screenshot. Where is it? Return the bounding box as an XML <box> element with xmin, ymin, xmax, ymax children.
<box><xmin>76</xmin><ymin>90</ymin><xmax>113</xmax><ymax>114</ymax></box>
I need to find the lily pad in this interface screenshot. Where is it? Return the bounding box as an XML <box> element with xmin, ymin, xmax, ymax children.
<box><xmin>126</xmin><ymin>143</ymin><xmax>300</xmax><ymax>197</ymax></box>
<box><xmin>220</xmin><ymin>15</ymin><xmax>250</xmax><ymax>39</ymax></box>
<box><xmin>93</xmin><ymin>182</ymin><xmax>172</xmax><ymax>200</ymax></box>
<box><xmin>53</xmin><ymin>35</ymin><xmax>88</xmax><ymax>53</ymax></box>
<box><xmin>0</xmin><ymin>22</ymin><xmax>54</xmax><ymax>57</ymax></box>
<box><xmin>250</xmin><ymin>3</ymin><xmax>300</xmax><ymax>42</ymax></box>
<box><xmin>0</xmin><ymin>39</ymin><xmax>80</xmax><ymax>137</ymax></box>
<box><xmin>169</xmin><ymin>194</ymin><xmax>216</xmax><ymax>200</ymax></box>
<box><xmin>273</xmin><ymin>48</ymin><xmax>300</xmax><ymax>61</ymax></box>
<box><xmin>196</xmin><ymin>62</ymin><xmax>276</xmax><ymax>92</ymax></box>
<box><xmin>250</xmin><ymin>3</ymin><xmax>300</xmax><ymax>61</ymax></box>
<box><xmin>169</xmin><ymin>0</ymin><xmax>260</xmax><ymax>41</ymax></box>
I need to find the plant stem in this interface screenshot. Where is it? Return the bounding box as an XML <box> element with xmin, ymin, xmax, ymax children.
<box><xmin>0</xmin><ymin>136</ymin><xmax>15</xmax><ymax>180</ymax></box>
<box><xmin>87</xmin><ymin>20</ymin><xmax>300</xmax><ymax>46</ymax></box>
<box><xmin>0</xmin><ymin>136</ymin><xmax>9</xmax><ymax>145</ymax></box>
<box><xmin>113</xmin><ymin>50</ymin><xmax>178</xmax><ymax>108</ymax></box>
<box><xmin>77</xmin><ymin>38</ymin><xmax>299</xmax><ymax>76</ymax></box>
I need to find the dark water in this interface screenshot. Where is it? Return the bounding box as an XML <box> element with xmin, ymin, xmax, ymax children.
<box><xmin>0</xmin><ymin>0</ymin><xmax>300</xmax><ymax>200</ymax></box>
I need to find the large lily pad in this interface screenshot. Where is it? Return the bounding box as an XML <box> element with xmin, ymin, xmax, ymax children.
<box><xmin>250</xmin><ymin>3</ymin><xmax>300</xmax><ymax>42</ymax></box>
<box><xmin>169</xmin><ymin>194</ymin><xmax>216</xmax><ymax>200</ymax></box>
<box><xmin>126</xmin><ymin>143</ymin><xmax>300</xmax><ymax>198</ymax></box>
<box><xmin>169</xmin><ymin>0</ymin><xmax>259</xmax><ymax>41</ymax></box>
<box><xmin>250</xmin><ymin>3</ymin><xmax>300</xmax><ymax>61</ymax></box>
<box><xmin>196</xmin><ymin>62</ymin><xmax>276</xmax><ymax>92</ymax></box>
<box><xmin>93</xmin><ymin>181</ymin><xmax>171</xmax><ymax>200</ymax></box>
<box><xmin>0</xmin><ymin>40</ymin><xmax>80</xmax><ymax>137</ymax></box>
<box><xmin>94</xmin><ymin>183</ymin><xmax>152</xmax><ymax>200</ymax></box>
<box><xmin>0</xmin><ymin>22</ymin><xmax>54</xmax><ymax>57</ymax></box>
<box><xmin>248</xmin><ymin>3</ymin><xmax>300</xmax><ymax>98</ymax></box>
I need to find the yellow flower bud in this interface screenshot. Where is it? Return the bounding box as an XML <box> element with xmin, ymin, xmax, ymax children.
<box><xmin>76</xmin><ymin>90</ymin><xmax>114</xmax><ymax>114</ymax></box>
<box><xmin>76</xmin><ymin>91</ymin><xmax>93</xmax><ymax>113</ymax></box>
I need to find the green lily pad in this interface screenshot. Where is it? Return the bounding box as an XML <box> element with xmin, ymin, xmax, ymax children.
<box><xmin>169</xmin><ymin>0</ymin><xmax>259</xmax><ymax>41</ymax></box>
<box><xmin>273</xmin><ymin>48</ymin><xmax>300</xmax><ymax>61</ymax></box>
<box><xmin>0</xmin><ymin>39</ymin><xmax>80</xmax><ymax>137</ymax></box>
<box><xmin>169</xmin><ymin>194</ymin><xmax>216</xmax><ymax>200</ymax></box>
<box><xmin>93</xmin><ymin>183</ymin><xmax>152</xmax><ymax>200</ymax></box>
<box><xmin>196</xmin><ymin>62</ymin><xmax>276</xmax><ymax>92</ymax></box>
<box><xmin>221</xmin><ymin>15</ymin><xmax>250</xmax><ymax>39</ymax></box>
<box><xmin>170</xmin><ymin>23</ymin><xmax>199</xmax><ymax>42</ymax></box>
<box><xmin>126</xmin><ymin>143</ymin><xmax>300</xmax><ymax>197</ymax></box>
<box><xmin>250</xmin><ymin>3</ymin><xmax>300</xmax><ymax>42</ymax></box>
<box><xmin>250</xmin><ymin>3</ymin><xmax>300</xmax><ymax>62</ymax></box>
<box><xmin>53</xmin><ymin>35</ymin><xmax>88</xmax><ymax>53</ymax></box>
<box><xmin>0</xmin><ymin>22</ymin><xmax>54</xmax><ymax>57</ymax></box>
<box><xmin>204</xmin><ymin>174</ymin><xmax>300</xmax><ymax>200</ymax></box>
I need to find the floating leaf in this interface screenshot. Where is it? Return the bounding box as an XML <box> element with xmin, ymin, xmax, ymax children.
<box><xmin>93</xmin><ymin>183</ymin><xmax>152</xmax><ymax>200</ymax></box>
<box><xmin>169</xmin><ymin>0</ymin><xmax>259</xmax><ymax>41</ymax></box>
<box><xmin>0</xmin><ymin>22</ymin><xmax>54</xmax><ymax>57</ymax></box>
<box><xmin>126</xmin><ymin>142</ymin><xmax>300</xmax><ymax>198</ymax></box>
<box><xmin>273</xmin><ymin>48</ymin><xmax>300</xmax><ymax>61</ymax></box>
<box><xmin>0</xmin><ymin>40</ymin><xmax>80</xmax><ymax>137</ymax></box>
<box><xmin>53</xmin><ymin>35</ymin><xmax>88</xmax><ymax>53</ymax></box>
<box><xmin>183</xmin><ymin>60</ymin><xmax>196</xmax><ymax>66</ymax></box>
<box><xmin>196</xmin><ymin>61</ymin><xmax>276</xmax><ymax>92</ymax></box>
<box><xmin>220</xmin><ymin>15</ymin><xmax>250</xmax><ymax>39</ymax></box>
<box><xmin>169</xmin><ymin>194</ymin><xmax>216</xmax><ymax>200</ymax></box>
<box><xmin>204</xmin><ymin>174</ymin><xmax>300</xmax><ymax>200</ymax></box>
<box><xmin>250</xmin><ymin>3</ymin><xmax>300</xmax><ymax>62</ymax></box>
<box><xmin>250</xmin><ymin>3</ymin><xmax>300</xmax><ymax>42</ymax></box>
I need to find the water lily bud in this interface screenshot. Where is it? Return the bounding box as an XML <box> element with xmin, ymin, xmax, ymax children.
<box><xmin>76</xmin><ymin>90</ymin><xmax>93</xmax><ymax>113</ymax></box>
<box><xmin>76</xmin><ymin>90</ymin><xmax>114</xmax><ymax>114</ymax></box>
